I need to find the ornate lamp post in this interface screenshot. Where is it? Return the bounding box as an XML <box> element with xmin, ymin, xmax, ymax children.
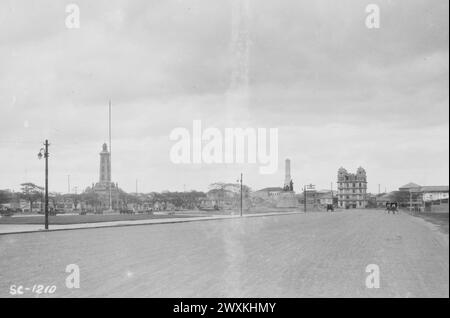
<box><xmin>236</xmin><ymin>173</ymin><xmax>243</xmax><ymax>217</ymax></box>
<box><xmin>38</xmin><ymin>140</ymin><xmax>49</xmax><ymax>230</ymax></box>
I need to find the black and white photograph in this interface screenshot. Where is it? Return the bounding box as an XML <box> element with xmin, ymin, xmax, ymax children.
<box><xmin>0</xmin><ymin>0</ymin><xmax>449</xmax><ymax>303</ymax></box>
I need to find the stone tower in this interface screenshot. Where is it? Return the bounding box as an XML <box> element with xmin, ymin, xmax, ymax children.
<box><xmin>99</xmin><ymin>143</ymin><xmax>111</xmax><ymax>184</ymax></box>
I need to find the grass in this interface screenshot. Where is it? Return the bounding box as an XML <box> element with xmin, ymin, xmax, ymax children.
<box><xmin>413</xmin><ymin>212</ymin><xmax>449</xmax><ymax>234</ymax></box>
<box><xmin>0</xmin><ymin>213</ymin><xmax>202</xmax><ymax>225</ymax></box>
<box><xmin>0</xmin><ymin>208</ymin><xmax>302</xmax><ymax>225</ymax></box>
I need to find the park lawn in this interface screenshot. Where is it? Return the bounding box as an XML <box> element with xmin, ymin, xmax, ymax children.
<box><xmin>0</xmin><ymin>213</ymin><xmax>201</xmax><ymax>225</ymax></box>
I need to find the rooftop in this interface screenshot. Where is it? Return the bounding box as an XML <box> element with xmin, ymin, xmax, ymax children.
<box><xmin>256</xmin><ymin>187</ymin><xmax>284</xmax><ymax>192</ymax></box>
<box><xmin>420</xmin><ymin>186</ymin><xmax>449</xmax><ymax>192</ymax></box>
<box><xmin>399</xmin><ymin>182</ymin><xmax>422</xmax><ymax>190</ymax></box>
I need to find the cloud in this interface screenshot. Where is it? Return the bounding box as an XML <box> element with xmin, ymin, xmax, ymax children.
<box><xmin>0</xmin><ymin>0</ymin><xmax>448</xmax><ymax>193</ymax></box>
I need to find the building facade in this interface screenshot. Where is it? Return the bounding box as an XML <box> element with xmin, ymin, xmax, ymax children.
<box><xmin>337</xmin><ymin>167</ymin><xmax>368</xmax><ymax>209</ymax></box>
<box><xmin>316</xmin><ymin>190</ymin><xmax>337</xmax><ymax>206</ymax></box>
<box><xmin>421</xmin><ymin>186</ymin><xmax>449</xmax><ymax>212</ymax></box>
<box><xmin>253</xmin><ymin>187</ymin><xmax>284</xmax><ymax>199</ymax></box>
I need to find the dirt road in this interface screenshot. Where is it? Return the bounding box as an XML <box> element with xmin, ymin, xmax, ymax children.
<box><xmin>0</xmin><ymin>210</ymin><xmax>448</xmax><ymax>297</ymax></box>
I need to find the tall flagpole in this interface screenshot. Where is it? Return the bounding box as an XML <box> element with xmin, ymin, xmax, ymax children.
<box><xmin>109</xmin><ymin>100</ymin><xmax>112</xmax><ymax>211</ymax></box>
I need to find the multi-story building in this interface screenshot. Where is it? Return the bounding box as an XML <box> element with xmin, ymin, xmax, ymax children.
<box><xmin>337</xmin><ymin>167</ymin><xmax>368</xmax><ymax>209</ymax></box>
<box><xmin>398</xmin><ymin>183</ymin><xmax>449</xmax><ymax>212</ymax></box>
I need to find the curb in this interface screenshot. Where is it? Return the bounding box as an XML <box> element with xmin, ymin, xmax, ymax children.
<box><xmin>0</xmin><ymin>211</ymin><xmax>303</xmax><ymax>236</ymax></box>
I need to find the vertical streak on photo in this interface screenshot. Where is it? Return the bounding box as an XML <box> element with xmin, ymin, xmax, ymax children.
<box><xmin>226</xmin><ymin>0</ymin><xmax>250</xmax><ymax>124</ymax></box>
<box><xmin>222</xmin><ymin>220</ymin><xmax>245</xmax><ymax>297</ymax></box>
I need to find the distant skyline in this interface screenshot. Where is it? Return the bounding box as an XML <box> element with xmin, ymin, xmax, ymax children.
<box><xmin>0</xmin><ymin>0</ymin><xmax>448</xmax><ymax>194</ymax></box>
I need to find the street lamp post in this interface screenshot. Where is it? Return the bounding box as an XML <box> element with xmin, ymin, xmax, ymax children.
<box><xmin>409</xmin><ymin>190</ymin><xmax>413</xmax><ymax>213</ymax></box>
<box><xmin>38</xmin><ymin>140</ymin><xmax>49</xmax><ymax>230</ymax></box>
<box><xmin>237</xmin><ymin>173</ymin><xmax>243</xmax><ymax>217</ymax></box>
<box><xmin>303</xmin><ymin>185</ymin><xmax>307</xmax><ymax>212</ymax></box>
<box><xmin>240</xmin><ymin>173</ymin><xmax>243</xmax><ymax>217</ymax></box>
<box><xmin>330</xmin><ymin>182</ymin><xmax>333</xmax><ymax>211</ymax></box>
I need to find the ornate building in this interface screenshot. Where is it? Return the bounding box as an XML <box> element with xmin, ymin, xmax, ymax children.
<box><xmin>337</xmin><ymin>167</ymin><xmax>368</xmax><ymax>209</ymax></box>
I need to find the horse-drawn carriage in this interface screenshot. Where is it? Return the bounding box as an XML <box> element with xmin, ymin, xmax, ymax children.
<box><xmin>385</xmin><ymin>202</ymin><xmax>399</xmax><ymax>214</ymax></box>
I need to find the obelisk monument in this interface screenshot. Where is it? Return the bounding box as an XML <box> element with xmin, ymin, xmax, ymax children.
<box><xmin>277</xmin><ymin>158</ymin><xmax>297</xmax><ymax>207</ymax></box>
<box><xmin>284</xmin><ymin>158</ymin><xmax>292</xmax><ymax>190</ymax></box>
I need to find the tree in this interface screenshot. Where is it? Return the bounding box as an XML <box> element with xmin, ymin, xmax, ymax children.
<box><xmin>49</xmin><ymin>192</ymin><xmax>62</xmax><ymax>210</ymax></box>
<box><xmin>179</xmin><ymin>191</ymin><xmax>206</xmax><ymax>209</ymax></box>
<box><xmin>117</xmin><ymin>190</ymin><xmax>140</xmax><ymax>210</ymax></box>
<box><xmin>20</xmin><ymin>183</ymin><xmax>44</xmax><ymax>212</ymax></box>
<box><xmin>208</xmin><ymin>182</ymin><xmax>251</xmax><ymax>210</ymax></box>
<box><xmin>209</xmin><ymin>182</ymin><xmax>251</xmax><ymax>197</ymax></box>
<box><xmin>80</xmin><ymin>191</ymin><xmax>101</xmax><ymax>211</ymax></box>
<box><xmin>70</xmin><ymin>193</ymin><xmax>81</xmax><ymax>209</ymax></box>
<box><xmin>389</xmin><ymin>191</ymin><xmax>418</xmax><ymax>208</ymax></box>
<box><xmin>0</xmin><ymin>190</ymin><xmax>12</xmax><ymax>205</ymax></box>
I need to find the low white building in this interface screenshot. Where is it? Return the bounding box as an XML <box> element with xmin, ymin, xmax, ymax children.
<box><xmin>421</xmin><ymin>186</ymin><xmax>449</xmax><ymax>212</ymax></box>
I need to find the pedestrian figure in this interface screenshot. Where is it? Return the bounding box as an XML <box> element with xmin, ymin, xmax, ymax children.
<box><xmin>392</xmin><ymin>202</ymin><xmax>398</xmax><ymax>214</ymax></box>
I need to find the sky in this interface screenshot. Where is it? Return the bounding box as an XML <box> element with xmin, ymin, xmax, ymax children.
<box><xmin>0</xmin><ymin>0</ymin><xmax>448</xmax><ymax>194</ymax></box>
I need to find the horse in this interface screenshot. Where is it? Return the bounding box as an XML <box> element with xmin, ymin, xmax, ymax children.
<box><xmin>386</xmin><ymin>202</ymin><xmax>398</xmax><ymax>214</ymax></box>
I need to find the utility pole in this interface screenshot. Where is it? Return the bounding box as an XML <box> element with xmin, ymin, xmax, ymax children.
<box><xmin>45</xmin><ymin>140</ymin><xmax>49</xmax><ymax>230</ymax></box>
<box><xmin>68</xmin><ymin>175</ymin><xmax>70</xmax><ymax>194</ymax></box>
<box><xmin>331</xmin><ymin>182</ymin><xmax>333</xmax><ymax>207</ymax></box>
<box><xmin>135</xmin><ymin>179</ymin><xmax>139</xmax><ymax>212</ymax></box>
<box><xmin>378</xmin><ymin>184</ymin><xmax>380</xmax><ymax>195</ymax></box>
<box><xmin>240</xmin><ymin>173</ymin><xmax>243</xmax><ymax>217</ymax></box>
<box><xmin>304</xmin><ymin>184</ymin><xmax>315</xmax><ymax>212</ymax></box>
<box><xmin>72</xmin><ymin>186</ymin><xmax>78</xmax><ymax>211</ymax></box>
<box><xmin>409</xmin><ymin>190</ymin><xmax>413</xmax><ymax>213</ymax></box>
<box><xmin>304</xmin><ymin>185</ymin><xmax>307</xmax><ymax>213</ymax></box>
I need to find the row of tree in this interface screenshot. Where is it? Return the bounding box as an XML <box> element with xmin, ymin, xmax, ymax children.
<box><xmin>0</xmin><ymin>181</ymin><xmax>252</xmax><ymax>212</ymax></box>
<box><xmin>0</xmin><ymin>183</ymin><xmax>45</xmax><ymax>210</ymax></box>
